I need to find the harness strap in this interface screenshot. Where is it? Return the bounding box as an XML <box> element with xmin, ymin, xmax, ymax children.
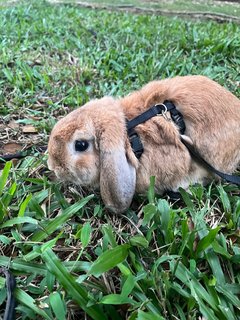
<box><xmin>181</xmin><ymin>137</ymin><xmax>240</xmax><ymax>185</ymax></box>
<box><xmin>126</xmin><ymin>101</ymin><xmax>185</xmax><ymax>159</ymax></box>
<box><xmin>127</xmin><ymin>101</ymin><xmax>178</xmax><ymax>133</ymax></box>
<box><xmin>127</xmin><ymin>101</ymin><xmax>240</xmax><ymax>186</ymax></box>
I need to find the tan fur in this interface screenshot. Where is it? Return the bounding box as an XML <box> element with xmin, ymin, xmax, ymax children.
<box><xmin>48</xmin><ymin>75</ymin><xmax>240</xmax><ymax>213</ymax></box>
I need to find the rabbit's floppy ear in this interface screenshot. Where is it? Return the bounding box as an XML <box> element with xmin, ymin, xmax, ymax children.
<box><xmin>97</xmin><ymin>105</ymin><xmax>137</xmax><ymax>213</ymax></box>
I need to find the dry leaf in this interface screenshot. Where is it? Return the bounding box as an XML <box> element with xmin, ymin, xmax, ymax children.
<box><xmin>22</xmin><ymin>125</ymin><xmax>38</xmax><ymax>134</ymax></box>
<box><xmin>8</xmin><ymin>121</ymin><xmax>20</xmax><ymax>129</ymax></box>
<box><xmin>3</xmin><ymin>142</ymin><xmax>22</xmax><ymax>154</ymax></box>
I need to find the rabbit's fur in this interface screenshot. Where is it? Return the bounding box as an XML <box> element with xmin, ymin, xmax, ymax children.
<box><xmin>48</xmin><ymin>75</ymin><xmax>240</xmax><ymax>213</ymax></box>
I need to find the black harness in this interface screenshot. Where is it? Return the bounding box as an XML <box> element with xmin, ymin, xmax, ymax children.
<box><xmin>126</xmin><ymin>101</ymin><xmax>240</xmax><ymax>187</ymax></box>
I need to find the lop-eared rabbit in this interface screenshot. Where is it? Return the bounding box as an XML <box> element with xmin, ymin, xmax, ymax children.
<box><xmin>48</xmin><ymin>75</ymin><xmax>240</xmax><ymax>213</ymax></box>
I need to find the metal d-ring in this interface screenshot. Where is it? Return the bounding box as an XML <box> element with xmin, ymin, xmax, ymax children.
<box><xmin>157</xmin><ymin>103</ymin><xmax>171</xmax><ymax>121</ymax></box>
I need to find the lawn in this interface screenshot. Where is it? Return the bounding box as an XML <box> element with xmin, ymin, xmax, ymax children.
<box><xmin>0</xmin><ymin>0</ymin><xmax>240</xmax><ymax>319</ymax></box>
<box><xmin>48</xmin><ymin>0</ymin><xmax>240</xmax><ymax>21</ymax></box>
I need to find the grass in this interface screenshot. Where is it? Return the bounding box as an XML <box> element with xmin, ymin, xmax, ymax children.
<box><xmin>48</xmin><ymin>0</ymin><xmax>240</xmax><ymax>20</ymax></box>
<box><xmin>0</xmin><ymin>0</ymin><xmax>240</xmax><ymax>319</ymax></box>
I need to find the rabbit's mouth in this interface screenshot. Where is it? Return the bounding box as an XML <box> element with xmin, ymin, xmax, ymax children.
<box><xmin>73</xmin><ymin>174</ymin><xmax>100</xmax><ymax>189</ymax></box>
<box><xmin>54</xmin><ymin>169</ymin><xmax>74</xmax><ymax>183</ymax></box>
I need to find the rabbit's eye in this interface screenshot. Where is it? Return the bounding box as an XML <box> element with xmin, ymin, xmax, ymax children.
<box><xmin>75</xmin><ymin>140</ymin><xmax>89</xmax><ymax>152</ymax></box>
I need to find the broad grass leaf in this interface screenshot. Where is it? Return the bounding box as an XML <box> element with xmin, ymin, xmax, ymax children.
<box><xmin>222</xmin><ymin>283</ymin><xmax>240</xmax><ymax>294</ymax></box>
<box><xmin>88</xmin><ymin>244</ymin><xmax>130</xmax><ymax>277</ymax></box>
<box><xmin>142</xmin><ymin>204</ymin><xmax>157</xmax><ymax>226</ymax></box>
<box><xmin>18</xmin><ymin>194</ymin><xmax>32</xmax><ymax>217</ymax></box>
<box><xmin>117</xmin><ymin>263</ymin><xmax>132</xmax><ymax>276</ymax></box>
<box><xmin>171</xmin><ymin>282</ymin><xmax>191</xmax><ymax>299</ymax></box>
<box><xmin>212</xmin><ymin>240</ymin><xmax>231</xmax><ymax>259</ymax></box>
<box><xmin>29</xmin><ymin>197</ymin><xmax>45</xmax><ymax>218</ymax></box>
<box><xmin>170</xmin><ymin>261</ymin><xmax>218</xmax><ymax>311</ymax></box>
<box><xmin>205</xmin><ymin>251</ymin><xmax>226</xmax><ymax>284</ymax></box>
<box><xmin>0</xmin><ymin>255</ymin><xmax>47</xmax><ymax>275</ymax></box>
<box><xmin>46</xmin><ymin>271</ymin><xmax>55</xmax><ymax>292</ymax></box>
<box><xmin>2</xmin><ymin>68</ymin><xmax>14</xmax><ymax>82</ymax></box>
<box><xmin>181</xmin><ymin>218</ymin><xmax>189</xmax><ymax>240</ymax></box>
<box><xmin>0</xmin><ymin>161</ymin><xmax>11</xmax><ymax>196</ymax></box>
<box><xmin>0</xmin><ymin>235</ymin><xmax>11</xmax><ymax>245</ymax></box>
<box><xmin>0</xmin><ymin>216</ymin><xmax>39</xmax><ymax>228</ymax></box>
<box><xmin>174</xmin><ymin>303</ymin><xmax>187</xmax><ymax>320</ymax></box>
<box><xmin>130</xmin><ymin>235</ymin><xmax>149</xmax><ymax>248</ymax></box>
<box><xmin>196</xmin><ymin>227</ymin><xmax>220</xmax><ymax>256</ymax></box>
<box><xmin>49</xmin><ymin>292</ymin><xmax>66</xmax><ymax>320</ymax></box>
<box><xmin>217</xmin><ymin>185</ymin><xmax>231</xmax><ymax>213</ymax></box>
<box><xmin>23</xmin><ymin>248</ymin><xmax>42</xmax><ymax>262</ymax></box>
<box><xmin>179</xmin><ymin>188</ymin><xmax>194</xmax><ymax>212</ymax></box>
<box><xmin>152</xmin><ymin>255</ymin><xmax>180</xmax><ymax>273</ymax></box>
<box><xmin>190</xmin><ymin>184</ymin><xmax>204</xmax><ymax>201</ymax></box>
<box><xmin>230</xmin><ymin>254</ymin><xmax>240</xmax><ymax>263</ymax></box>
<box><xmin>147</xmin><ymin>176</ymin><xmax>155</xmax><ymax>203</ymax></box>
<box><xmin>216</xmin><ymin>285</ymin><xmax>240</xmax><ymax>308</ymax></box>
<box><xmin>31</xmin><ymin>194</ymin><xmax>94</xmax><ymax>242</ymax></box>
<box><xmin>233</xmin><ymin>200</ymin><xmax>240</xmax><ymax>226</ymax></box>
<box><xmin>218</xmin><ymin>305</ymin><xmax>235</xmax><ymax>320</ymax></box>
<box><xmin>81</xmin><ymin>222</ymin><xmax>92</xmax><ymax>248</ymax></box>
<box><xmin>188</xmin><ymin>279</ymin><xmax>219</xmax><ymax>320</ymax></box>
<box><xmin>189</xmin><ymin>279</ymin><xmax>219</xmax><ymax>320</ymax></box>
<box><xmin>15</xmin><ymin>288</ymin><xmax>52</xmax><ymax>320</ymax></box>
<box><xmin>158</xmin><ymin>199</ymin><xmax>172</xmax><ymax>242</ymax></box>
<box><xmin>179</xmin><ymin>230</ymin><xmax>195</xmax><ymax>256</ymax></box>
<box><xmin>126</xmin><ymin>311</ymin><xmax>138</xmax><ymax>320</ymax></box>
<box><xmin>121</xmin><ymin>274</ymin><xmax>135</xmax><ymax>298</ymax></box>
<box><xmin>0</xmin><ymin>255</ymin><xmax>91</xmax><ymax>277</ymax></box>
<box><xmin>76</xmin><ymin>274</ymin><xmax>88</xmax><ymax>284</ymax></box>
<box><xmin>30</xmin><ymin>189</ymin><xmax>49</xmax><ymax>206</ymax></box>
<box><xmin>100</xmin><ymin>293</ymin><xmax>134</xmax><ymax>305</ymax></box>
<box><xmin>0</xmin><ymin>162</ymin><xmax>13</xmax><ymax>222</ymax></box>
<box><xmin>42</xmin><ymin>248</ymin><xmax>107</xmax><ymax>320</ymax></box>
<box><xmin>137</xmin><ymin>310</ymin><xmax>165</xmax><ymax>320</ymax></box>
<box><xmin>94</xmin><ymin>204</ymin><xmax>102</xmax><ymax>216</ymax></box>
<box><xmin>1</xmin><ymin>181</ymin><xmax>17</xmax><ymax>209</ymax></box>
<box><xmin>102</xmin><ymin>224</ymin><xmax>117</xmax><ymax>247</ymax></box>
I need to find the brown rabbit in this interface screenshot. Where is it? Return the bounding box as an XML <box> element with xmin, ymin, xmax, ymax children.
<box><xmin>48</xmin><ymin>75</ymin><xmax>240</xmax><ymax>213</ymax></box>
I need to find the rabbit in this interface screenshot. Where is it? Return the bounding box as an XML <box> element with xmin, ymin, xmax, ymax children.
<box><xmin>48</xmin><ymin>75</ymin><xmax>240</xmax><ymax>213</ymax></box>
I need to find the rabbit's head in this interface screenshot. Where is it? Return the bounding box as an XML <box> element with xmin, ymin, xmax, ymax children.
<box><xmin>48</xmin><ymin>97</ymin><xmax>138</xmax><ymax>213</ymax></box>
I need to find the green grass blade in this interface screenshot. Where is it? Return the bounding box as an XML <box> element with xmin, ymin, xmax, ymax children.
<box><xmin>137</xmin><ymin>310</ymin><xmax>165</xmax><ymax>320</ymax></box>
<box><xmin>18</xmin><ymin>194</ymin><xmax>33</xmax><ymax>217</ymax></box>
<box><xmin>15</xmin><ymin>288</ymin><xmax>52</xmax><ymax>320</ymax></box>
<box><xmin>205</xmin><ymin>251</ymin><xmax>226</xmax><ymax>284</ymax></box>
<box><xmin>196</xmin><ymin>227</ymin><xmax>220</xmax><ymax>256</ymax></box>
<box><xmin>0</xmin><ymin>255</ymin><xmax>92</xmax><ymax>275</ymax></box>
<box><xmin>80</xmin><ymin>222</ymin><xmax>92</xmax><ymax>248</ymax></box>
<box><xmin>88</xmin><ymin>244</ymin><xmax>130</xmax><ymax>277</ymax></box>
<box><xmin>102</xmin><ymin>224</ymin><xmax>117</xmax><ymax>247</ymax></box>
<box><xmin>31</xmin><ymin>195</ymin><xmax>94</xmax><ymax>242</ymax></box>
<box><xmin>171</xmin><ymin>261</ymin><xmax>219</xmax><ymax>311</ymax></box>
<box><xmin>147</xmin><ymin>176</ymin><xmax>156</xmax><ymax>204</ymax></box>
<box><xmin>129</xmin><ymin>235</ymin><xmax>149</xmax><ymax>248</ymax></box>
<box><xmin>100</xmin><ymin>293</ymin><xmax>134</xmax><ymax>305</ymax></box>
<box><xmin>49</xmin><ymin>292</ymin><xmax>66</xmax><ymax>320</ymax></box>
<box><xmin>0</xmin><ymin>161</ymin><xmax>12</xmax><ymax>196</ymax></box>
<box><xmin>121</xmin><ymin>274</ymin><xmax>136</xmax><ymax>298</ymax></box>
<box><xmin>41</xmin><ymin>248</ymin><xmax>107</xmax><ymax>320</ymax></box>
<box><xmin>216</xmin><ymin>285</ymin><xmax>240</xmax><ymax>308</ymax></box>
<box><xmin>0</xmin><ymin>217</ymin><xmax>39</xmax><ymax>228</ymax></box>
